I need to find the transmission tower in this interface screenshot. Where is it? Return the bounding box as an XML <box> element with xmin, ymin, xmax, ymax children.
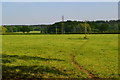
<box><xmin>84</xmin><ymin>20</ymin><xmax>87</xmax><ymax>39</ymax></box>
<box><xmin>61</xmin><ymin>15</ymin><xmax>64</xmax><ymax>34</ymax></box>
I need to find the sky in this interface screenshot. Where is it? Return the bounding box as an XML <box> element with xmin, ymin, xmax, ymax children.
<box><xmin>2</xmin><ymin>2</ymin><xmax>118</xmax><ymax>25</ymax></box>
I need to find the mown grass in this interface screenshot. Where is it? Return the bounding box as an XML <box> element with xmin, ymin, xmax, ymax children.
<box><xmin>15</xmin><ymin>31</ymin><xmax>41</xmax><ymax>33</ymax></box>
<box><xmin>2</xmin><ymin>34</ymin><xmax>118</xmax><ymax>79</ymax></box>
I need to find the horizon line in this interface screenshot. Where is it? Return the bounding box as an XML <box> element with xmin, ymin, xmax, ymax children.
<box><xmin>2</xmin><ymin>19</ymin><xmax>119</xmax><ymax>25</ymax></box>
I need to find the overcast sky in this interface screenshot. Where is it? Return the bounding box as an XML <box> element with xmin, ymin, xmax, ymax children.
<box><xmin>2</xmin><ymin>2</ymin><xmax>118</xmax><ymax>25</ymax></box>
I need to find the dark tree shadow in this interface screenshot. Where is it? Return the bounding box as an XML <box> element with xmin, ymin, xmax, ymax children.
<box><xmin>68</xmin><ymin>37</ymin><xmax>87</xmax><ymax>40</ymax></box>
<box><xmin>2</xmin><ymin>54</ymin><xmax>65</xmax><ymax>63</ymax></box>
<box><xmin>2</xmin><ymin>54</ymin><xmax>67</xmax><ymax>79</ymax></box>
<box><xmin>2</xmin><ymin>65</ymin><xmax>68</xmax><ymax>79</ymax></box>
<box><xmin>2</xmin><ymin>58</ymin><xmax>16</xmax><ymax>63</ymax></box>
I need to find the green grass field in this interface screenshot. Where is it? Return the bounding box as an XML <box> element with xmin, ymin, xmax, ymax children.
<box><xmin>2</xmin><ymin>34</ymin><xmax>118</xmax><ymax>79</ymax></box>
<box><xmin>15</xmin><ymin>31</ymin><xmax>41</xmax><ymax>33</ymax></box>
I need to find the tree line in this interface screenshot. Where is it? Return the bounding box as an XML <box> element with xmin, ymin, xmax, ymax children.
<box><xmin>1</xmin><ymin>20</ymin><xmax>120</xmax><ymax>34</ymax></box>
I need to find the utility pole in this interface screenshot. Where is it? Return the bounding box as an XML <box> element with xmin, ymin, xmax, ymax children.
<box><xmin>61</xmin><ymin>15</ymin><xmax>64</xmax><ymax>34</ymax></box>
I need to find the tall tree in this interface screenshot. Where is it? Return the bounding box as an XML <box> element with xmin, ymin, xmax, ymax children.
<box><xmin>0</xmin><ymin>26</ymin><xmax>7</xmax><ymax>34</ymax></box>
<box><xmin>20</xmin><ymin>26</ymin><xmax>30</xmax><ymax>33</ymax></box>
<box><xmin>98</xmin><ymin>23</ymin><xmax>110</xmax><ymax>33</ymax></box>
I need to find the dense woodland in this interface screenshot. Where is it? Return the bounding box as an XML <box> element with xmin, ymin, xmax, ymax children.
<box><xmin>1</xmin><ymin>20</ymin><xmax>120</xmax><ymax>34</ymax></box>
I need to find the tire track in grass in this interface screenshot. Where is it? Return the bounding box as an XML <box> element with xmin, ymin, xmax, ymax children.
<box><xmin>70</xmin><ymin>38</ymin><xmax>99</xmax><ymax>79</ymax></box>
<box><xmin>70</xmin><ymin>54</ymin><xmax>99</xmax><ymax>79</ymax></box>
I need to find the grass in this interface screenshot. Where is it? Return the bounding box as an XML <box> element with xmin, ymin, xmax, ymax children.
<box><xmin>2</xmin><ymin>34</ymin><xmax>118</xmax><ymax>79</ymax></box>
<box><xmin>14</xmin><ymin>31</ymin><xmax>40</xmax><ymax>33</ymax></box>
